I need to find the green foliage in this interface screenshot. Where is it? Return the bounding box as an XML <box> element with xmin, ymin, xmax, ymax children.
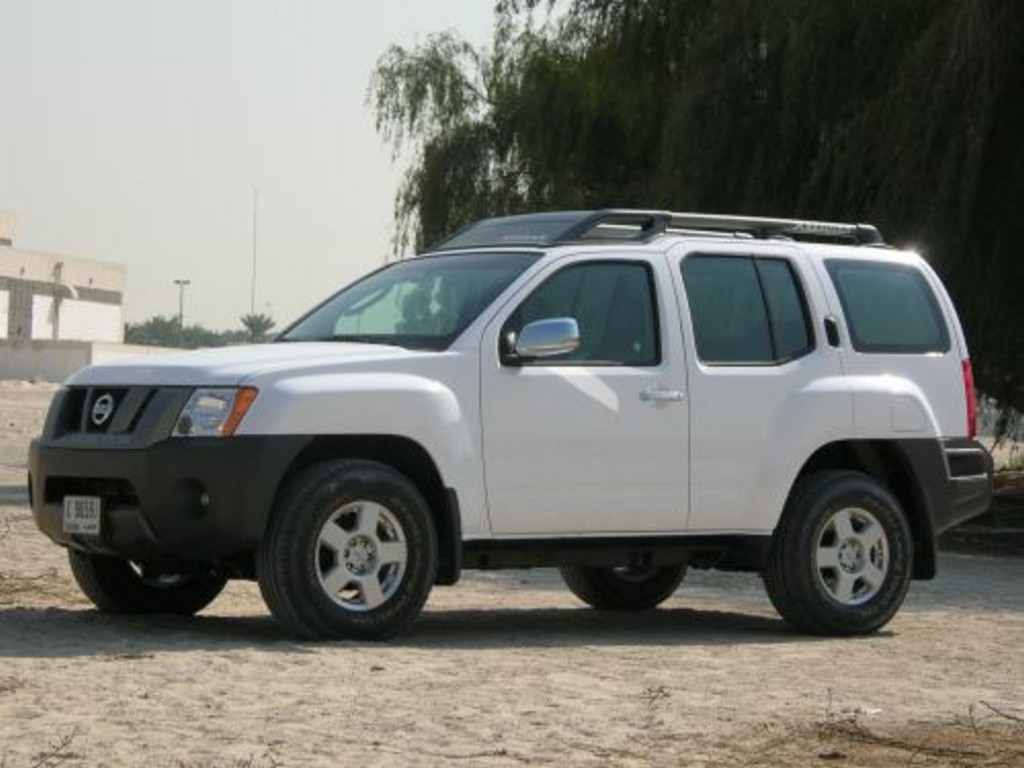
<box><xmin>369</xmin><ymin>28</ymin><xmax>521</xmax><ymax>252</ymax></box>
<box><xmin>240</xmin><ymin>312</ymin><xmax>276</xmax><ymax>343</ymax></box>
<box><xmin>125</xmin><ymin>315</ymin><xmax>256</xmax><ymax>349</ymax></box>
<box><xmin>370</xmin><ymin>0</ymin><xmax>1024</xmax><ymax>416</ymax></box>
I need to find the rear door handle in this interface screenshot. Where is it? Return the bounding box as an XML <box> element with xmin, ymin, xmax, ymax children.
<box><xmin>824</xmin><ymin>316</ymin><xmax>841</xmax><ymax>347</ymax></box>
<box><xmin>639</xmin><ymin>387</ymin><xmax>686</xmax><ymax>403</ymax></box>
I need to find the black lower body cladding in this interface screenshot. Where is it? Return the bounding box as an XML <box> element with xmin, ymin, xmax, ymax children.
<box><xmin>896</xmin><ymin>438</ymin><xmax>994</xmax><ymax>535</ymax></box>
<box><xmin>29</xmin><ymin>435</ymin><xmax>307</xmax><ymax>563</ymax></box>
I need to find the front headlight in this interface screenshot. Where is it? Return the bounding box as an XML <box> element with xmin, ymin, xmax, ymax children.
<box><xmin>173</xmin><ymin>387</ymin><xmax>258</xmax><ymax>437</ymax></box>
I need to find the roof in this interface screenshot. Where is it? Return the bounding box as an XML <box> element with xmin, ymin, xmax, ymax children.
<box><xmin>429</xmin><ymin>209</ymin><xmax>885</xmax><ymax>252</ymax></box>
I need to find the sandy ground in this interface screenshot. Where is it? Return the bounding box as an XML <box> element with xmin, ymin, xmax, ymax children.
<box><xmin>1</xmin><ymin>382</ymin><xmax>1023</xmax><ymax>766</ymax></box>
<box><xmin>0</xmin><ymin>380</ymin><xmax>59</xmax><ymax>490</ymax></box>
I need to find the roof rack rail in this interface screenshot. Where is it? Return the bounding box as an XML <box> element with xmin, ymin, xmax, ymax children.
<box><xmin>429</xmin><ymin>209</ymin><xmax>885</xmax><ymax>251</ymax></box>
<box><xmin>664</xmin><ymin>212</ymin><xmax>884</xmax><ymax>245</ymax></box>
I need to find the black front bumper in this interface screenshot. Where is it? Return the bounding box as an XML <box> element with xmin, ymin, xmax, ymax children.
<box><xmin>30</xmin><ymin>435</ymin><xmax>306</xmax><ymax>564</ymax></box>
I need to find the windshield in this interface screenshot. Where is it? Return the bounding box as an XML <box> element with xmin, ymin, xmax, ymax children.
<box><xmin>280</xmin><ymin>251</ymin><xmax>539</xmax><ymax>350</ymax></box>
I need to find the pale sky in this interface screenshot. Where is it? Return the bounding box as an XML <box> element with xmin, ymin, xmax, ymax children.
<box><xmin>0</xmin><ymin>0</ymin><xmax>496</xmax><ymax>330</ymax></box>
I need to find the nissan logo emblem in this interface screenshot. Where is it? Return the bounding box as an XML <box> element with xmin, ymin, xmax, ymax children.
<box><xmin>91</xmin><ymin>394</ymin><xmax>116</xmax><ymax>426</ymax></box>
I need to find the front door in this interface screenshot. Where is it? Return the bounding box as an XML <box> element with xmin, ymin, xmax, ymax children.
<box><xmin>480</xmin><ymin>254</ymin><xmax>689</xmax><ymax>536</ymax></box>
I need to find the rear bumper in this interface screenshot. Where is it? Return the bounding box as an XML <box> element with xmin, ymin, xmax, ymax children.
<box><xmin>897</xmin><ymin>438</ymin><xmax>993</xmax><ymax>538</ymax></box>
<box><xmin>893</xmin><ymin>437</ymin><xmax>992</xmax><ymax>579</ymax></box>
<box><xmin>29</xmin><ymin>435</ymin><xmax>306</xmax><ymax>564</ymax></box>
<box><xmin>938</xmin><ymin>439</ymin><xmax>994</xmax><ymax>533</ymax></box>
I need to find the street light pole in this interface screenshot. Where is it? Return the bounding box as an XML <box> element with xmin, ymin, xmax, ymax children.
<box><xmin>251</xmin><ymin>186</ymin><xmax>259</xmax><ymax>317</ymax></box>
<box><xmin>173</xmin><ymin>279</ymin><xmax>191</xmax><ymax>347</ymax></box>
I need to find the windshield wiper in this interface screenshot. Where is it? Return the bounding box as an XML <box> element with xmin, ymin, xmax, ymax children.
<box><xmin>276</xmin><ymin>334</ymin><xmax>400</xmax><ymax>345</ymax></box>
<box><xmin>321</xmin><ymin>334</ymin><xmax>401</xmax><ymax>346</ymax></box>
<box><xmin>279</xmin><ymin>333</ymin><xmax>444</xmax><ymax>350</ymax></box>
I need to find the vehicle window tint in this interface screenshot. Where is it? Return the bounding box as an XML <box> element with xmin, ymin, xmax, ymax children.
<box><xmin>505</xmin><ymin>261</ymin><xmax>659</xmax><ymax>366</ymax></box>
<box><xmin>681</xmin><ymin>255</ymin><xmax>812</xmax><ymax>364</ymax></box>
<box><xmin>682</xmin><ymin>257</ymin><xmax>773</xmax><ymax>363</ymax></box>
<box><xmin>826</xmin><ymin>260</ymin><xmax>949</xmax><ymax>354</ymax></box>
<box><xmin>757</xmin><ymin>259</ymin><xmax>812</xmax><ymax>359</ymax></box>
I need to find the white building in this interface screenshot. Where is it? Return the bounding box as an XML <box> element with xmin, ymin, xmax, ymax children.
<box><xmin>0</xmin><ymin>210</ymin><xmax>167</xmax><ymax>382</ymax></box>
<box><xmin>0</xmin><ymin>210</ymin><xmax>125</xmax><ymax>343</ymax></box>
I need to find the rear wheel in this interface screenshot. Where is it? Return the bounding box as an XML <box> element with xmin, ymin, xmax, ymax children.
<box><xmin>256</xmin><ymin>459</ymin><xmax>437</xmax><ymax>640</ymax></box>
<box><xmin>68</xmin><ymin>550</ymin><xmax>226</xmax><ymax>615</ymax></box>
<box><xmin>559</xmin><ymin>562</ymin><xmax>686</xmax><ymax>611</ymax></box>
<box><xmin>764</xmin><ymin>470</ymin><xmax>913</xmax><ymax>636</ymax></box>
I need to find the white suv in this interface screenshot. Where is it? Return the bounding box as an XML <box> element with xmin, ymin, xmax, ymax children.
<box><xmin>29</xmin><ymin>210</ymin><xmax>993</xmax><ymax>639</ymax></box>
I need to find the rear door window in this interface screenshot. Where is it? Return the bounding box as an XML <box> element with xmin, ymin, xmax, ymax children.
<box><xmin>825</xmin><ymin>260</ymin><xmax>949</xmax><ymax>354</ymax></box>
<box><xmin>758</xmin><ymin>258</ymin><xmax>813</xmax><ymax>360</ymax></box>
<box><xmin>681</xmin><ymin>255</ymin><xmax>812</xmax><ymax>365</ymax></box>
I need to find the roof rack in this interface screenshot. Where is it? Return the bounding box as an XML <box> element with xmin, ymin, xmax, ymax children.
<box><xmin>430</xmin><ymin>209</ymin><xmax>884</xmax><ymax>251</ymax></box>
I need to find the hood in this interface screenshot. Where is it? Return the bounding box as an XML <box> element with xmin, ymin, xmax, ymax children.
<box><xmin>66</xmin><ymin>342</ymin><xmax>418</xmax><ymax>387</ymax></box>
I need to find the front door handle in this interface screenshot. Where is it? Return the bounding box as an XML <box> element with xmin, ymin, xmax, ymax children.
<box><xmin>639</xmin><ymin>387</ymin><xmax>686</xmax><ymax>403</ymax></box>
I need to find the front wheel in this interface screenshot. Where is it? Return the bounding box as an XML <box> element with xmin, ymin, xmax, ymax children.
<box><xmin>764</xmin><ymin>470</ymin><xmax>913</xmax><ymax>636</ymax></box>
<box><xmin>256</xmin><ymin>459</ymin><xmax>437</xmax><ymax>640</ymax></box>
<box><xmin>68</xmin><ymin>551</ymin><xmax>226</xmax><ymax>615</ymax></box>
<box><xmin>559</xmin><ymin>562</ymin><xmax>687</xmax><ymax>611</ymax></box>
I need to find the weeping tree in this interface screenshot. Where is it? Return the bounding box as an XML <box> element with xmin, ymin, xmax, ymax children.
<box><xmin>369</xmin><ymin>17</ymin><xmax>531</xmax><ymax>253</ymax></box>
<box><xmin>370</xmin><ymin>0</ymin><xmax>1024</xmax><ymax>418</ymax></box>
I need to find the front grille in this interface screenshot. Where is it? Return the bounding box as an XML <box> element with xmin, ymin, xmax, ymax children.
<box><xmin>55</xmin><ymin>388</ymin><xmax>88</xmax><ymax>434</ymax></box>
<box><xmin>84</xmin><ymin>388</ymin><xmax>128</xmax><ymax>433</ymax></box>
<box><xmin>56</xmin><ymin>387</ymin><xmax>156</xmax><ymax>436</ymax></box>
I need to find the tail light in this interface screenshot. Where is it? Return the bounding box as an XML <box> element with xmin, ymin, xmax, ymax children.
<box><xmin>962</xmin><ymin>360</ymin><xmax>978</xmax><ymax>439</ymax></box>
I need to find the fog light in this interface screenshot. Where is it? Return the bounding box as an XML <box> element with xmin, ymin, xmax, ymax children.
<box><xmin>176</xmin><ymin>479</ymin><xmax>209</xmax><ymax>519</ymax></box>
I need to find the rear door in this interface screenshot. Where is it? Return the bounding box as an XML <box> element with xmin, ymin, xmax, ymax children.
<box><xmin>670</xmin><ymin>242</ymin><xmax>849</xmax><ymax>533</ymax></box>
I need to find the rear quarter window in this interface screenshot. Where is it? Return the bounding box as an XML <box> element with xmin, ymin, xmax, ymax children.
<box><xmin>826</xmin><ymin>259</ymin><xmax>950</xmax><ymax>354</ymax></box>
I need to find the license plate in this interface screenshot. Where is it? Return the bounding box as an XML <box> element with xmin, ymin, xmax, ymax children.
<box><xmin>63</xmin><ymin>496</ymin><xmax>102</xmax><ymax>535</ymax></box>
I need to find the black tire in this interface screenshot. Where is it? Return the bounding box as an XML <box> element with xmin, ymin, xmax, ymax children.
<box><xmin>764</xmin><ymin>470</ymin><xmax>913</xmax><ymax>636</ymax></box>
<box><xmin>559</xmin><ymin>563</ymin><xmax>687</xmax><ymax>611</ymax></box>
<box><xmin>256</xmin><ymin>459</ymin><xmax>437</xmax><ymax>641</ymax></box>
<box><xmin>68</xmin><ymin>550</ymin><xmax>226</xmax><ymax>615</ymax></box>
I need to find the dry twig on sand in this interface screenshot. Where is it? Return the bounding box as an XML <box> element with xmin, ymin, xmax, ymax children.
<box><xmin>29</xmin><ymin>728</ymin><xmax>80</xmax><ymax>768</ymax></box>
<box><xmin>0</xmin><ymin>569</ymin><xmax>61</xmax><ymax>605</ymax></box>
<box><xmin>175</xmin><ymin>756</ymin><xmax>286</xmax><ymax>768</ymax></box>
<box><xmin>0</xmin><ymin>514</ymin><xmax>67</xmax><ymax>605</ymax></box>
<box><xmin>980</xmin><ymin>701</ymin><xmax>1024</xmax><ymax>725</ymax></box>
<box><xmin>817</xmin><ymin>702</ymin><xmax>1024</xmax><ymax>767</ymax></box>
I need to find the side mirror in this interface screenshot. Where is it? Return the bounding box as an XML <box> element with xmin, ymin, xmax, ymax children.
<box><xmin>513</xmin><ymin>318</ymin><xmax>580</xmax><ymax>360</ymax></box>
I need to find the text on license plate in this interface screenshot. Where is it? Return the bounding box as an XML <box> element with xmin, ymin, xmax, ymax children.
<box><xmin>63</xmin><ymin>496</ymin><xmax>102</xmax><ymax>535</ymax></box>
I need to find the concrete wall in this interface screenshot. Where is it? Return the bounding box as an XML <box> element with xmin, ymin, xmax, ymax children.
<box><xmin>0</xmin><ymin>340</ymin><xmax>175</xmax><ymax>383</ymax></box>
<box><xmin>0</xmin><ymin>289</ymin><xmax>7</xmax><ymax>339</ymax></box>
<box><xmin>29</xmin><ymin>295</ymin><xmax>122</xmax><ymax>342</ymax></box>
<box><xmin>1</xmin><ymin>240</ymin><xmax>126</xmax><ymax>343</ymax></box>
<box><xmin>0</xmin><ymin>246</ymin><xmax>125</xmax><ymax>292</ymax></box>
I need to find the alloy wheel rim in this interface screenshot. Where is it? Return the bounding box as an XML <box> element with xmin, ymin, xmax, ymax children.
<box><xmin>315</xmin><ymin>500</ymin><xmax>408</xmax><ymax>612</ymax></box>
<box><xmin>815</xmin><ymin>507</ymin><xmax>889</xmax><ymax>606</ymax></box>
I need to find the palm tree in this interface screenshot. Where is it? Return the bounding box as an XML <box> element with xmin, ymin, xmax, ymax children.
<box><xmin>240</xmin><ymin>312</ymin><xmax>276</xmax><ymax>343</ymax></box>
